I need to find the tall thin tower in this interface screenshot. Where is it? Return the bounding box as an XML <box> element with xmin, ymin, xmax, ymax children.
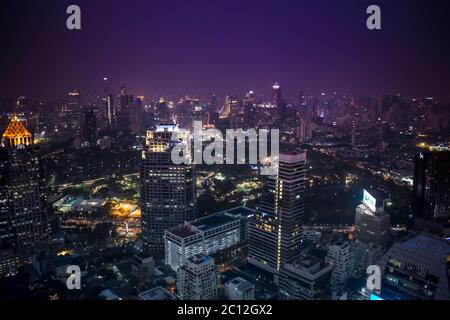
<box><xmin>249</xmin><ymin>152</ymin><xmax>307</xmax><ymax>273</ymax></box>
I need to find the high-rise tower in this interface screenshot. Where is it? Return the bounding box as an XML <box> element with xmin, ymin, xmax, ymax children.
<box><xmin>249</xmin><ymin>152</ymin><xmax>307</xmax><ymax>273</ymax></box>
<box><xmin>83</xmin><ymin>109</ymin><xmax>97</xmax><ymax>146</ymax></box>
<box><xmin>0</xmin><ymin>116</ymin><xmax>49</xmax><ymax>254</ymax></box>
<box><xmin>140</xmin><ymin>124</ymin><xmax>196</xmax><ymax>253</ymax></box>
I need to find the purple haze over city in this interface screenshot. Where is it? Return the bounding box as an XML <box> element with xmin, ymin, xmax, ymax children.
<box><xmin>1</xmin><ymin>0</ymin><xmax>450</xmax><ymax>102</ymax></box>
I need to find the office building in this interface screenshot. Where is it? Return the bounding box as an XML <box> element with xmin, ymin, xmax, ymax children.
<box><xmin>325</xmin><ymin>240</ymin><xmax>354</xmax><ymax>291</ymax></box>
<box><xmin>131</xmin><ymin>254</ymin><xmax>155</xmax><ymax>282</ymax></box>
<box><xmin>165</xmin><ymin>207</ymin><xmax>253</xmax><ymax>271</ymax></box>
<box><xmin>177</xmin><ymin>254</ymin><xmax>218</xmax><ymax>300</ymax></box>
<box><xmin>355</xmin><ymin>189</ymin><xmax>390</xmax><ymax>247</ymax></box>
<box><xmin>249</xmin><ymin>152</ymin><xmax>307</xmax><ymax>273</ymax></box>
<box><xmin>140</xmin><ymin>124</ymin><xmax>196</xmax><ymax>253</ymax></box>
<box><xmin>352</xmin><ymin>242</ymin><xmax>384</xmax><ymax>274</ymax></box>
<box><xmin>379</xmin><ymin>233</ymin><xmax>450</xmax><ymax>300</ymax></box>
<box><xmin>225</xmin><ymin>277</ymin><xmax>255</xmax><ymax>300</ymax></box>
<box><xmin>0</xmin><ymin>249</ymin><xmax>19</xmax><ymax>278</ymax></box>
<box><xmin>279</xmin><ymin>256</ymin><xmax>332</xmax><ymax>300</ymax></box>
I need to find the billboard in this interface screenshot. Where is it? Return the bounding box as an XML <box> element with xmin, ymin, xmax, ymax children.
<box><xmin>363</xmin><ymin>189</ymin><xmax>377</xmax><ymax>212</ymax></box>
<box><xmin>369</xmin><ymin>293</ymin><xmax>384</xmax><ymax>301</ymax></box>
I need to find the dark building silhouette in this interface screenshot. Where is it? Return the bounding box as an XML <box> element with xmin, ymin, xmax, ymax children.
<box><xmin>83</xmin><ymin>109</ymin><xmax>97</xmax><ymax>146</ymax></box>
<box><xmin>413</xmin><ymin>151</ymin><xmax>450</xmax><ymax>223</ymax></box>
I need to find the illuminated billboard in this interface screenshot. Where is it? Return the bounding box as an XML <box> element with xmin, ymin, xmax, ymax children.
<box><xmin>370</xmin><ymin>293</ymin><xmax>384</xmax><ymax>301</ymax></box>
<box><xmin>363</xmin><ymin>189</ymin><xmax>377</xmax><ymax>212</ymax></box>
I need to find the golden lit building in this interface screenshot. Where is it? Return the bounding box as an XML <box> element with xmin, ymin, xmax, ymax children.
<box><xmin>1</xmin><ymin>115</ymin><xmax>32</xmax><ymax>148</ymax></box>
<box><xmin>0</xmin><ymin>115</ymin><xmax>49</xmax><ymax>255</ymax></box>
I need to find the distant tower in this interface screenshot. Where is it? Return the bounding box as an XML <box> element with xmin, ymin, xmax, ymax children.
<box><xmin>105</xmin><ymin>95</ymin><xmax>115</xmax><ymax>130</ymax></box>
<box><xmin>140</xmin><ymin>125</ymin><xmax>196</xmax><ymax>253</ymax></box>
<box><xmin>177</xmin><ymin>254</ymin><xmax>219</xmax><ymax>300</ymax></box>
<box><xmin>83</xmin><ymin>109</ymin><xmax>97</xmax><ymax>146</ymax></box>
<box><xmin>272</xmin><ymin>82</ymin><xmax>282</xmax><ymax>107</ymax></box>
<box><xmin>249</xmin><ymin>152</ymin><xmax>307</xmax><ymax>273</ymax></box>
<box><xmin>117</xmin><ymin>85</ymin><xmax>132</xmax><ymax>132</ymax></box>
<box><xmin>67</xmin><ymin>90</ymin><xmax>81</xmax><ymax>111</ymax></box>
<box><xmin>0</xmin><ymin>116</ymin><xmax>49</xmax><ymax>254</ymax></box>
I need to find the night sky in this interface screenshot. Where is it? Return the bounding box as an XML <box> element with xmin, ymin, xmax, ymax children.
<box><xmin>1</xmin><ymin>0</ymin><xmax>450</xmax><ymax>103</ymax></box>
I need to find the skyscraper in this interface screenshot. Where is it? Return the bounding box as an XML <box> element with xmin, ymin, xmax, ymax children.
<box><xmin>105</xmin><ymin>94</ymin><xmax>115</xmax><ymax>130</ymax></box>
<box><xmin>278</xmin><ymin>256</ymin><xmax>332</xmax><ymax>300</ymax></box>
<box><xmin>83</xmin><ymin>109</ymin><xmax>97</xmax><ymax>146</ymax></box>
<box><xmin>272</xmin><ymin>82</ymin><xmax>282</xmax><ymax>107</ymax></box>
<box><xmin>140</xmin><ymin>124</ymin><xmax>196</xmax><ymax>253</ymax></box>
<box><xmin>249</xmin><ymin>152</ymin><xmax>307</xmax><ymax>273</ymax></box>
<box><xmin>177</xmin><ymin>254</ymin><xmax>219</xmax><ymax>300</ymax></box>
<box><xmin>116</xmin><ymin>85</ymin><xmax>132</xmax><ymax>132</ymax></box>
<box><xmin>0</xmin><ymin>116</ymin><xmax>49</xmax><ymax>255</ymax></box>
<box><xmin>413</xmin><ymin>151</ymin><xmax>450</xmax><ymax>223</ymax></box>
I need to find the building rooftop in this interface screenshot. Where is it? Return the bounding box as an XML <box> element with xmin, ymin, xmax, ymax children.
<box><xmin>170</xmin><ymin>225</ymin><xmax>198</xmax><ymax>238</ymax></box>
<box><xmin>226</xmin><ymin>277</ymin><xmax>255</xmax><ymax>292</ymax></box>
<box><xmin>296</xmin><ymin>256</ymin><xmax>321</xmax><ymax>269</ymax></box>
<box><xmin>192</xmin><ymin>214</ymin><xmax>239</xmax><ymax>232</ymax></box>
<box><xmin>401</xmin><ymin>233</ymin><xmax>450</xmax><ymax>256</ymax></box>
<box><xmin>192</xmin><ymin>206</ymin><xmax>254</xmax><ymax>232</ymax></box>
<box><xmin>187</xmin><ymin>254</ymin><xmax>213</xmax><ymax>266</ymax></box>
<box><xmin>138</xmin><ymin>286</ymin><xmax>176</xmax><ymax>301</ymax></box>
<box><xmin>168</xmin><ymin>206</ymin><xmax>254</xmax><ymax>237</ymax></box>
<box><xmin>1</xmin><ymin>115</ymin><xmax>32</xmax><ymax>148</ymax></box>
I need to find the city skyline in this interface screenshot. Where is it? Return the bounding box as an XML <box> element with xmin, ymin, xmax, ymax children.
<box><xmin>0</xmin><ymin>0</ymin><xmax>449</xmax><ymax>304</ymax></box>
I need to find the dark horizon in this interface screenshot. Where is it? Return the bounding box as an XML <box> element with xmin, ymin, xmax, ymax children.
<box><xmin>1</xmin><ymin>0</ymin><xmax>450</xmax><ymax>103</ymax></box>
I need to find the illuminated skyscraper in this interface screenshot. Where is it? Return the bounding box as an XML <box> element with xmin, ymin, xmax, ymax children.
<box><xmin>0</xmin><ymin>116</ymin><xmax>49</xmax><ymax>255</ymax></box>
<box><xmin>105</xmin><ymin>95</ymin><xmax>115</xmax><ymax>130</ymax></box>
<box><xmin>272</xmin><ymin>82</ymin><xmax>282</xmax><ymax>107</ymax></box>
<box><xmin>140</xmin><ymin>125</ymin><xmax>196</xmax><ymax>253</ymax></box>
<box><xmin>249</xmin><ymin>152</ymin><xmax>307</xmax><ymax>273</ymax></box>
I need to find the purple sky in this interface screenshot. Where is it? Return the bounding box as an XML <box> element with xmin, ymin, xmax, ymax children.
<box><xmin>1</xmin><ymin>0</ymin><xmax>450</xmax><ymax>103</ymax></box>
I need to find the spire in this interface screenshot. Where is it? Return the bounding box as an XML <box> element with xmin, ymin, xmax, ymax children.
<box><xmin>1</xmin><ymin>114</ymin><xmax>32</xmax><ymax>148</ymax></box>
